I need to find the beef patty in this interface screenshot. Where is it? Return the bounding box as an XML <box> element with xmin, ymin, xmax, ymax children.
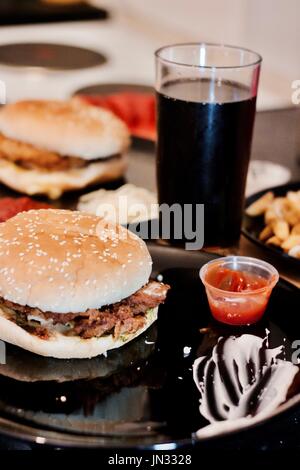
<box><xmin>0</xmin><ymin>133</ymin><xmax>120</xmax><ymax>171</ymax></box>
<box><xmin>0</xmin><ymin>281</ymin><xmax>169</xmax><ymax>340</ymax></box>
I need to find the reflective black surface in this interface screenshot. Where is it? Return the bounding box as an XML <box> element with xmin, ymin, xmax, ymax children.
<box><xmin>0</xmin><ymin>246</ymin><xmax>299</xmax><ymax>448</ymax></box>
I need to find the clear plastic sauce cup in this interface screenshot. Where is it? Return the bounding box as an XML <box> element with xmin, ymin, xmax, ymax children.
<box><xmin>199</xmin><ymin>256</ymin><xmax>279</xmax><ymax>325</ymax></box>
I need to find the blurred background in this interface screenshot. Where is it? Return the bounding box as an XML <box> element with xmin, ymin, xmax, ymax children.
<box><xmin>97</xmin><ymin>0</ymin><xmax>300</xmax><ymax>110</ymax></box>
<box><xmin>0</xmin><ymin>0</ymin><xmax>298</xmax><ymax>109</ymax></box>
<box><xmin>0</xmin><ymin>0</ymin><xmax>299</xmax><ymax>184</ymax></box>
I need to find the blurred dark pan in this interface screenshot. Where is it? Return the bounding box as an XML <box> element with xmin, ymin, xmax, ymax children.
<box><xmin>0</xmin><ymin>43</ymin><xmax>107</xmax><ymax>71</ymax></box>
<box><xmin>0</xmin><ymin>0</ymin><xmax>108</xmax><ymax>26</ymax></box>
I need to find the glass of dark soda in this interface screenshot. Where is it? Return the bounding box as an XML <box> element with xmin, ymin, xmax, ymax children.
<box><xmin>155</xmin><ymin>43</ymin><xmax>262</xmax><ymax>248</ymax></box>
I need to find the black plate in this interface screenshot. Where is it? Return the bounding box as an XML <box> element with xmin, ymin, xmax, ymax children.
<box><xmin>243</xmin><ymin>181</ymin><xmax>300</xmax><ymax>268</ymax></box>
<box><xmin>0</xmin><ymin>244</ymin><xmax>299</xmax><ymax>449</ymax></box>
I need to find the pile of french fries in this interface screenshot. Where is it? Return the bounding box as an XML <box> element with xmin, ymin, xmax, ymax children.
<box><xmin>246</xmin><ymin>190</ymin><xmax>300</xmax><ymax>259</ymax></box>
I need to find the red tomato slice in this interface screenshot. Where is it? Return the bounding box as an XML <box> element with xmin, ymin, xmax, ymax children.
<box><xmin>126</xmin><ymin>93</ymin><xmax>155</xmax><ymax>126</ymax></box>
<box><xmin>105</xmin><ymin>94</ymin><xmax>133</xmax><ymax>126</ymax></box>
<box><xmin>77</xmin><ymin>92</ymin><xmax>156</xmax><ymax>140</ymax></box>
<box><xmin>132</xmin><ymin>124</ymin><xmax>156</xmax><ymax>140</ymax></box>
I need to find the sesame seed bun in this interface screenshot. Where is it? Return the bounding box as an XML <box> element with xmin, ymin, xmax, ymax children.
<box><xmin>0</xmin><ymin>307</ymin><xmax>157</xmax><ymax>359</ymax></box>
<box><xmin>0</xmin><ymin>209</ymin><xmax>152</xmax><ymax>313</ymax></box>
<box><xmin>0</xmin><ymin>155</ymin><xmax>127</xmax><ymax>199</ymax></box>
<box><xmin>0</xmin><ymin>100</ymin><xmax>130</xmax><ymax>160</ymax></box>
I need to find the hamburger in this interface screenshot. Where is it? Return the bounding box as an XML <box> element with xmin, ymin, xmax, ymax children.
<box><xmin>0</xmin><ymin>209</ymin><xmax>169</xmax><ymax>358</ymax></box>
<box><xmin>0</xmin><ymin>100</ymin><xmax>130</xmax><ymax>199</ymax></box>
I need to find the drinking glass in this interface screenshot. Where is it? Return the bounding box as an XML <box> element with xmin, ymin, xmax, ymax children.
<box><xmin>155</xmin><ymin>43</ymin><xmax>262</xmax><ymax>248</ymax></box>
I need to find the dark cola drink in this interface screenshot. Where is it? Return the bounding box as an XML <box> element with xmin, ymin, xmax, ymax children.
<box><xmin>156</xmin><ymin>78</ymin><xmax>257</xmax><ymax>247</ymax></box>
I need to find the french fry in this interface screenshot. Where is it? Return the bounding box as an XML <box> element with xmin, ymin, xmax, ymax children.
<box><xmin>265</xmin><ymin>207</ymin><xmax>277</xmax><ymax>224</ymax></box>
<box><xmin>266</xmin><ymin>236</ymin><xmax>282</xmax><ymax>247</ymax></box>
<box><xmin>287</xmin><ymin>191</ymin><xmax>300</xmax><ymax>206</ymax></box>
<box><xmin>247</xmin><ymin>189</ymin><xmax>300</xmax><ymax>259</ymax></box>
<box><xmin>281</xmin><ymin>235</ymin><xmax>300</xmax><ymax>252</ymax></box>
<box><xmin>259</xmin><ymin>225</ymin><xmax>273</xmax><ymax>241</ymax></box>
<box><xmin>272</xmin><ymin>197</ymin><xmax>289</xmax><ymax>217</ymax></box>
<box><xmin>283</xmin><ymin>208</ymin><xmax>300</xmax><ymax>226</ymax></box>
<box><xmin>288</xmin><ymin>245</ymin><xmax>300</xmax><ymax>259</ymax></box>
<box><xmin>246</xmin><ymin>191</ymin><xmax>274</xmax><ymax>217</ymax></box>
<box><xmin>272</xmin><ymin>219</ymin><xmax>290</xmax><ymax>241</ymax></box>
<box><xmin>286</xmin><ymin>198</ymin><xmax>300</xmax><ymax>218</ymax></box>
<box><xmin>291</xmin><ymin>223</ymin><xmax>300</xmax><ymax>235</ymax></box>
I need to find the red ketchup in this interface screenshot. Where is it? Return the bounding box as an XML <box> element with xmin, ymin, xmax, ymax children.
<box><xmin>0</xmin><ymin>197</ymin><xmax>51</xmax><ymax>222</ymax></box>
<box><xmin>200</xmin><ymin>257</ymin><xmax>279</xmax><ymax>326</ymax></box>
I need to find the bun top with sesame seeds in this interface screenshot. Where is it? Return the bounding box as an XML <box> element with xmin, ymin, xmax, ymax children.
<box><xmin>0</xmin><ymin>100</ymin><xmax>130</xmax><ymax>160</ymax></box>
<box><xmin>0</xmin><ymin>209</ymin><xmax>152</xmax><ymax>313</ymax></box>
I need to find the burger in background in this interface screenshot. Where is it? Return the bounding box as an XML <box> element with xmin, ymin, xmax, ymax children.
<box><xmin>0</xmin><ymin>100</ymin><xmax>130</xmax><ymax>199</ymax></box>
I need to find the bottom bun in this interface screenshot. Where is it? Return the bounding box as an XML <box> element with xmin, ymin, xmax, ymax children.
<box><xmin>0</xmin><ymin>156</ymin><xmax>127</xmax><ymax>199</ymax></box>
<box><xmin>0</xmin><ymin>307</ymin><xmax>157</xmax><ymax>359</ymax></box>
<box><xmin>0</xmin><ymin>323</ymin><xmax>157</xmax><ymax>382</ymax></box>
